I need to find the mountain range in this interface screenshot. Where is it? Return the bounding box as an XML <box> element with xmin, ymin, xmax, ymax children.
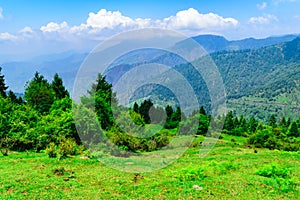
<box><xmin>1</xmin><ymin>34</ymin><xmax>300</xmax><ymax>120</ymax></box>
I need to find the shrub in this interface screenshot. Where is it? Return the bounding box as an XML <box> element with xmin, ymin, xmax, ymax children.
<box><xmin>45</xmin><ymin>137</ymin><xmax>81</xmax><ymax>158</ymax></box>
<box><xmin>45</xmin><ymin>142</ymin><xmax>58</xmax><ymax>158</ymax></box>
<box><xmin>256</xmin><ymin>163</ymin><xmax>297</xmax><ymax>193</ymax></box>
<box><xmin>256</xmin><ymin>163</ymin><xmax>291</xmax><ymax>179</ymax></box>
<box><xmin>58</xmin><ymin>138</ymin><xmax>79</xmax><ymax>157</ymax></box>
<box><xmin>176</xmin><ymin>167</ymin><xmax>206</xmax><ymax>181</ymax></box>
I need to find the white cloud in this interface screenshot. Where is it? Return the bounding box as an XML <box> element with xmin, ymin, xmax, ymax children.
<box><xmin>19</xmin><ymin>26</ymin><xmax>34</xmax><ymax>34</ymax></box>
<box><xmin>36</xmin><ymin>8</ymin><xmax>238</xmax><ymax>40</ymax></box>
<box><xmin>0</xmin><ymin>7</ymin><xmax>3</xmax><ymax>19</ymax></box>
<box><xmin>40</xmin><ymin>21</ymin><xmax>69</xmax><ymax>33</ymax></box>
<box><xmin>0</xmin><ymin>32</ymin><xmax>18</xmax><ymax>41</ymax></box>
<box><xmin>86</xmin><ymin>9</ymin><xmax>135</xmax><ymax>29</ymax></box>
<box><xmin>160</xmin><ymin>8</ymin><xmax>238</xmax><ymax>30</ymax></box>
<box><xmin>257</xmin><ymin>2</ymin><xmax>267</xmax><ymax>10</ymax></box>
<box><xmin>0</xmin><ymin>8</ymin><xmax>240</xmax><ymax>55</ymax></box>
<box><xmin>248</xmin><ymin>14</ymin><xmax>278</xmax><ymax>24</ymax></box>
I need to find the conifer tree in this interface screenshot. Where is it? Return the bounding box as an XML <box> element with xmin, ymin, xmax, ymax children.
<box><xmin>51</xmin><ymin>73</ymin><xmax>69</xmax><ymax>100</ymax></box>
<box><xmin>0</xmin><ymin>67</ymin><xmax>8</xmax><ymax>98</ymax></box>
<box><xmin>288</xmin><ymin>121</ymin><xmax>299</xmax><ymax>137</ymax></box>
<box><xmin>24</xmin><ymin>72</ymin><xmax>55</xmax><ymax>113</ymax></box>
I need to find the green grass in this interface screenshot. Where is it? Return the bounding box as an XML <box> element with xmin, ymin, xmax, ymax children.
<box><xmin>0</xmin><ymin>134</ymin><xmax>299</xmax><ymax>199</ymax></box>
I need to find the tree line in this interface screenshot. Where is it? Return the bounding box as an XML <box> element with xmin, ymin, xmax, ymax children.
<box><xmin>0</xmin><ymin>68</ymin><xmax>299</xmax><ymax>158</ymax></box>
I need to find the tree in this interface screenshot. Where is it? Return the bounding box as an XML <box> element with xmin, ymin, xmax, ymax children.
<box><xmin>280</xmin><ymin>117</ymin><xmax>287</xmax><ymax>127</ymax></box>
<box><xmin>197</xmin><ymin>114</ymin><xmax>209</xmax><ymax>135</ymax></box>
<box><xmin>24</xmin><ymin>72</ymin><xmax>55</xmax><ymax>114</ymax></box>
<box><xmin>288</xmin><ymin>122</ymin><xmax>299</xmax><ymax>137</ymax></box>
<box><xmin>268</xmin><ymin>114</ymin><xmax>277</xmax><ymax>128</ymax></box>
<box><xmin>248</xmin><ymin>116</ymin><xmax>258</xmax><ymax>133</ymax></box>
<box><xmin>224</xmin><ymin>111</ymin><xmax>234</xmax><ymax>131</ymax></box>
<box><xmin>0</xmin><ymin>67</ymin><xmax>8</xmax><ymax>98</ymax></box>
<box><xmin>7</xmin><ymin>90</ymin><xmax>18</xmax><ymax>103</ymax></box>
<box><xmin>51</xmin><ymin>73</ymin><xmax>69</xmax><ymax>100</ymax></box>
<box><xmin>139</xmin><ymin>99</ymin><xmax>153</xmax><ymax>124</ymax></box>
<box><xmin>239</xmin><ymin>115</ymin><xmax>247</xmax><ymax>132</ymax></box>
<box><xmin>199</xmin><ymin>106</ymin><xmax>207</xmax><ymax>116</ymax></box>
<box><xmin>164</xmin><ymin>106</ymin><xmax>182</xmax><ymax>129</ymax></box>
<box><xmin>133</xmin><ymin>102</ymin><xmax>139</xmax><ymax>113</ymax></box>
<box><xmin>165</xmin><ymin>105</ymin><xmax>174</xmax><ymax>119</ymax></box>
<box><xmin>82</xmin><ymin>73</ymin><xmax>116</xmax><ymax>130</ymax></box>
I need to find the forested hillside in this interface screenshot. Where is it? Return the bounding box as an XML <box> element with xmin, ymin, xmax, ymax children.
<box><xmin>124</xmin><ymin>36</ymin><xmax>300</xmax><ymax>121</ymax></box>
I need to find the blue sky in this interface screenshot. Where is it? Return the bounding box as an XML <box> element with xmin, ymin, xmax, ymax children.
<box><xmin>0</xmin><ymin>0</ymin><xmax>300</xmax><ymax>57</ymax></box>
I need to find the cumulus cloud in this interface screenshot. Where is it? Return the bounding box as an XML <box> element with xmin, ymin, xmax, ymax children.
<box><xmin>248</xmin><ymin>14</ymin><xmax>278</xmax><ymax>24</ymax></box>
<box><xmin>0</xmin><ymin>8</ymin><xmax>239</xmax><ymax>48</ymax></box>
<box><xmin>40</xmin><ymin>21</ymin><xmax>69</xmax><ymax>33</ymax></box>
<box><xmin>257</xmin><ymin>2</ymin><xmax>267</xmax><ymax>10</ymax></box>
<box><xmin>86</xmin><ymin>9</ymin><xmax>135</xmax><ymax>29</ymax></box>
<box><xmin>0</xmin><ymin>32</ymin><xmax>18</xmax><ymax>41</ymax></box>
<box><xmin>0</xmin><ymin>7</ymin><xmax>3</xmax><ymax>19</ymax></box>
<box><xmin>38</xmin><ymin>8</ymin><xmax>238</xmax><ymax>39</ymax></box>
<box><xmin>160</xmin><ymin>8</ymin><xmax>238</xmax><ymax>31</ymax></box>
<box><xmin>19</xmin><ymin>26</ymin><xmax>34</xmax><ymax>34</ymax></box>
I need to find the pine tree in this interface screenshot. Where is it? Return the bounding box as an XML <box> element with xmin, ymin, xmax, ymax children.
<box><xmin>0</xmin><ymin>67</ymin><xmax>8</xmax><ymax>98</ymax></box>
<box><xmin>83</xmin><ymin>73</ymin><xmax>117</xmax><ymax>130</ymax></box>
<box><xmin>268</xmin><ymin>114</ymin><xmax>277</xmax><ymax>128</ymax></box>
<box><xmin>24</xmin><ymin>72</ymin><xmax>55</xmax><ymax>113</ymax></box>
<box><xmin>224</xmin><ymin>111</ymin><xmax>234</xmax><ymax>131</ymax></box>
<box><xmin>280</xmin><ymin>117</ymin><xmax>287</xmax><ymax>127</ymax></box>
<box><xmin>199</xmin><ymin>106</ymin><xmax>206</xmax><ymax>116</ymax></box>
<box><xmin>133</xmin><ymin>102</ymin><xmax>139</xmax><ymax>113</ymax></box>
<box><xmin>139</xmin><ymin>99</ymin><xmax>153</xmax><ymax>124</ymax></box>
<box><xmin>288</xmin><ymin>122</ymin><xmax>299</xmax><ymax>137</ymax></box>
<box><xmin>248</xmin><ymin>116</ymin><xmax>258</xmax><ymax>133</ymax></box>
<box><xmin>7</xmin><ymin>90</ymin><xmax>18</xmax><ymax>103</ymax></box>
<box><xmin>51</xmin><ymin>73</ymin><xmax>69</xmax><ymax>100</ymax></box>
<box><xmin>286</xmin><ymin>117</ymin><xmax>291</xmax><ymax>127</ymax></box>
<box><xmin>165</xmin><ymin>105</ymin><xmax>174</xmax><ymax>119</ymax></box>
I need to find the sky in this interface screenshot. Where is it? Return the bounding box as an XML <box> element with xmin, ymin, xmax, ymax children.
<box><xmin>0</xmin><ymin>0</ymin><xmax>300</xmax><ymax>58</ymax></box>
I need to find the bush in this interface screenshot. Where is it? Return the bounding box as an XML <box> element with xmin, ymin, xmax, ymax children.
<box><xmin>176</xmin><ymin>167</ymin><xmax>206</xmax><ymax>181</ymax></box>
<box><xmin>58</xmin><ymin>138</ymin><xmax>79</xmax><ymax>157</ymax></box>
<box><xmin>256</xmin><ymin>163</ymin><xmax>297</xmax><ymax>193</ymax></box>
<box><xmin>256</xmin><ymin>163</ymin><xmax>291</xmax><ymax>179</ymax></box>
<box><xmin>45</xmin><ymin>137</ymin><xmax>82</xmax><ymax>158</ymax></box>
<box><xmin>45</xmin><ymin>143</ymin><xmax>58</xmax><ymax>158</ymax></box>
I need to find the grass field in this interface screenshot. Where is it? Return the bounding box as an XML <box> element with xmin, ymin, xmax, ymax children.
<box><xmin>0</xmin><ymin>134</ymin><xmax>299</xmax><ymax>199</ymax></box>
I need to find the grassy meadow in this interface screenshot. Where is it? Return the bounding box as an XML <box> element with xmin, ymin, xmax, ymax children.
<box><xmin>1</xmin><ymin>134</ymin><xmax>299</xmax><ymax>199</ymax></box>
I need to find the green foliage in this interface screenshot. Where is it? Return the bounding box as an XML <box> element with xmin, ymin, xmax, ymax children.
<box><xmin>224</xmin><ymin>111</ymin><xmax>234</xmax><ymax>131</ymax></box>
<box><xmin>248</xmin><ymin>124</ymin><xmax>300</xmax><ymax>151</ymax></box>
<box><xmin>288</xmin><ymin>122</ymin><xmax>299</xmax><ymax>137</ymax></box>
<box><xmin>176</xmin><ymin>167</ymin><xmax>206</xmax><ymax>182</ymax></box>
<box><xmin>7</xmin><ymin>90</ymin><xmax>23</xmax><ymax>104</ymax></box>
<box><xmin>45</xmin><ymin>137</ymin><xmax>81</xmax><ymax>158</ymax></box>
<box><xmin>45</xmin><ymin>143</ymin><xmax>58</xmax><ymax>158</ymax></box>
<box><xmin>256</xmin><ymin>163</ymin><xmax>297</xmax><ymax>193</ymax></box>
<box><xmin>0</xmin><ymin>67</ymin><xmax>8</xmax><ymax>98</ymax></box>
<box><xmin>268</xmin><ymin>114</ymin><xmax>277</xmax><ymax>128</ymax></box>
<box><xmin>138</xmin><ymin>99</ymin><xmax>153</xmax><ymax>124</ymax></box>
<box><xmin>164</xmin><ymin>106</ymin><xmax>182</xmax><ymax>129</ymax></box>
<box><xmin>256</xmin><ymin>163</ymin><xmax>291</xmax><ymax>179</ymax></box>
<box><xmin>82</xmin><ymin>73</ymin><xmax>116</xmax><ymax>130</ymax></box>
<box><xmin>51</xmin><ymin>73</ymin><xmax>70</xmax><ymax>100</ymax></box>
<box><xmin>24</xmin><ymin>72</ymin><xmax>55</xmax><ymax>114</ymax></box>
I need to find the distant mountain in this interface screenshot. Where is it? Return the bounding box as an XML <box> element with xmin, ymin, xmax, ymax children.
<box><xmin>1</xmin><ymin>53</ymin><xmax>86</xmax><ymax>93</ymax></box>
<box><xmin>113</xmin><ymin>36</ymin><xmax>300</xmax><ymax>120</ymax></box>
<box><xmin>1</xmin><ymin>34</ymin><xmax>300</xmax><ymax>121</ymax></box>
<box><xmin>190</xmin><ymin>34</ymin><xmax>299</xmax><ymax>52</ymax></box>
